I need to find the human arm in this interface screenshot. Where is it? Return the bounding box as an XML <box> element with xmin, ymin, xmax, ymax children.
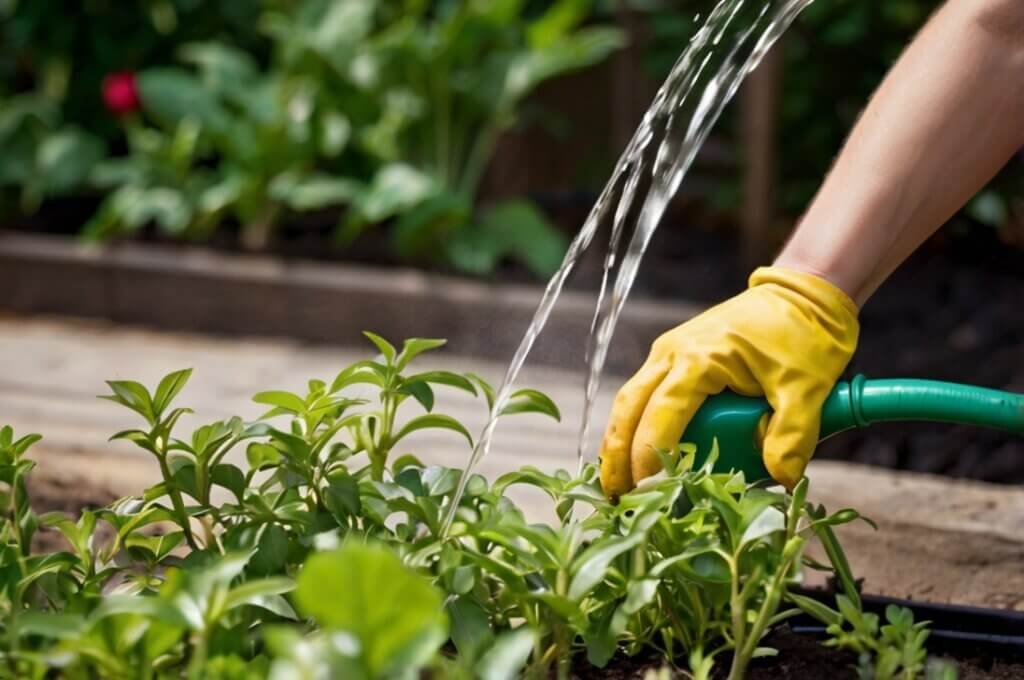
<box><xmin>600</xmin><ymin>0</ymin><xmax>1024</xmax><ymax>497</ymax></box>
<box><xmin>776</xmin><ymin>0</ymin><xmax>1024</xmax><ymax>304</ymax></box>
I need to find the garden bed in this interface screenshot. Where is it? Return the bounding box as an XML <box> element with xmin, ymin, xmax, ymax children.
<box><xmin>21</xmin><ymin>474</ymin><xmax>1024</xmax><ymax>679</ymax></box>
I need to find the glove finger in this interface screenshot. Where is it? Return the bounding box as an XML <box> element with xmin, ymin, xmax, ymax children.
<box><xmin>599</xmin><ymin>356</ymin><xmax>672</xmax><ymax>499</ymax></box>
<box><xmin>761</xmin><ymin>389</ymin><xmax>826</xmax><ymax>490</ymax></box>
<box><xmin>630</xmin><ymin>362</ymin><xmax>711</xmax><ymax>485</ymax></box>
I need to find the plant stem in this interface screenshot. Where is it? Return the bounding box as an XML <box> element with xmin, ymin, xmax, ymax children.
<box><xmin>458</xmin><ymin>118</ymin><xmax>504</xmax><ymax>199</ymax></box>
<box><xmin>157</xmin><ymin>455</ymin><xmax>199</xmax><ymax>551</ymax></box>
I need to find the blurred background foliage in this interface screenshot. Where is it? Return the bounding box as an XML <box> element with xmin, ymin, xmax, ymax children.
<box><xmin>2</xmin><ymin>0</ymin><xmax>1022</xmax><ymax>278</ymax></box>
<box><xmin>634</xmin><ymin>0</ymin><xmax>1024</xmax><ymax>244</ymax></box>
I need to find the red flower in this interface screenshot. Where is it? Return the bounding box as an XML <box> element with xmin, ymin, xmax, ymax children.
<box><xmin>102</xmin><ymin>72</ymin><xmax>140</xmax><ymax>116</ymax></box>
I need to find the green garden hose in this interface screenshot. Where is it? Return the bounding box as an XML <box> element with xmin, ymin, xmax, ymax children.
<box><xmin>686</xmin><ymin>375</ymin><xmax>1024</xmax><ymax>482</ymax></box>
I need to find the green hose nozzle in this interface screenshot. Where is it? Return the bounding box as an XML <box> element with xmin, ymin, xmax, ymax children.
<box><xmin>686</xmin><ymin>375</ymin><xmax>1024</xmax><ymax>482</ymax></box>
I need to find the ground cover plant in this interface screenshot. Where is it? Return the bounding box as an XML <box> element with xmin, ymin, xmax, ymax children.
<box><xmin>0</xmin><ymin>333</ymin><xmax>957</xmax><ymax>679</ymax></box>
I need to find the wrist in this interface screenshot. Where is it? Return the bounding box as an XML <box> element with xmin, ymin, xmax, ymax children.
<box><xmin>773</xmin><ymin>238</ymin><xmax>870</xmax><ymax>307</ymax></box>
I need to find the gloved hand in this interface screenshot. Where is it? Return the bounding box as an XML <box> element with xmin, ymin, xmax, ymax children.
<box><xmin>600</xmin><ymin>266</ymin><xmax>860</xmax><ymax>498</ymax></box>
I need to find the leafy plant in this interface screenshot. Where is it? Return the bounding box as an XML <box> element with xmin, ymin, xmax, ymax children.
<box><xmin>82</xmin><ymin>0</ymin><xmax>622</xmax><ymax>275</ymax></box>
<box><xmin>791</xmin><ymin>593</ymin><xmax>959</xmax><ymax>680</ymax></box>
<box><xmin>0</xmin><ymin>332</ymin><xmax>952</xmax><ymax>679</ymax></box>
<box><xmin>0</xmin><ymin>94</ymin><xmax>105</xmax><ymax>216</ymax></box>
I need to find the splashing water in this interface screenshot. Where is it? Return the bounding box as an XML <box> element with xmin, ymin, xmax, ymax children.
<box><xmin>441</xmin><ymin>0</ymin><xmax>814</xmax><ymax>535</ymax></box>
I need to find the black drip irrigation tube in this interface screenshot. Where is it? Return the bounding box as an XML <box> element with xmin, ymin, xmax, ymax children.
<box><xmin>789</xmin><ymin>587</ymin><xmax>1024</xmax><ymax>657</ymax></box>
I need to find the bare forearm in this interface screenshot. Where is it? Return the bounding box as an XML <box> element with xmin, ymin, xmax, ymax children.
<box><xmin>776</xmin><ymin>0</ymin><xmax>1024</xmax><ymax>305</ymax></box>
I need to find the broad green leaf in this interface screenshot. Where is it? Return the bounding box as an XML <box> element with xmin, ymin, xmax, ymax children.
<box><xmin>330</xmin><ymin>361</ymin><xmax>387</xmax><ymax>392</ymax></box>
<box><xmin>465</xmin><ymin>373</ymin><xmax>496</xmax><ymax>410</ymax></box>
<box><xmin>36</xmin><ymin>127</ymin><xmax>105</xmax><ymax>195</ymax></box>
<box><xmin>392</xmin><ymin>414</ymin><xmax>473</xmax><ymax>448</ymax></box>
<box><xmin>398</xmin><ymin>380</ymin><xmax>434</xmax><ymax>412</ymax></box>
<box><xmin>269</xmin><ymin>173</ymin><xmax>361</xmax><ymax>211</ymax></box>
<box><xmin>356</xmin><ymin>164</ymin><xmax>435</xmax><ymax>223</ymax></box>
<box><xmin>500</xmin><ymin>388</ymin><xmax>561</xmax><ymax>421</ymax></box>
<box><xmin>463</xmin><ymin>199</ymin><xmax>567</xmax><ymax>277</ymax></box>
<box><xmin>153</xmin><ymin>369</ymin><xmax>192</xmax><ymax>417</ymax></box>
<box><xmin>395</xmin><ymin>338</ymin><xmax>447</xmax><ymax>370</ymax></box>
<box><xmin>392</xmin><ymin>192</ymin><xmax>472</xmax><ymax>262</ymax></box>
<box><xmin>295</xmin><ymin>543</ymin><xmax>447</xmax><ymax>678</ymax></box>
<box><xmin>125</xmin><ymin>531</ymin><xmax>185</xmax><ymax>562</ymax></box>
<box><xmin>247</xmin><ymin>443</ymin><xmax>282</xmax><ymax>471</ymax></box>
<box><xmin>225</xmin><ymin>577</ymin><xmax>296</xmax><ymax>617</ymax></box>
<box><xmin>137</xmin><ymin>68</ymin><xmax>231</xmax><ymax>135</ymax></box>
<box><xmin>15</xmin><ymin>612</ymin><xmax>85</xmax><ymax>640</ymax></box>
<box><xmin>362</xmin><ymin>332</ymin><xmax>397</xmax><ymax>365</ymax></box>
<box><xmin>324</xmin><ymin>471</ymin><xmax>362</xmax><ymax>519</ymax></box>
<box><xmin>102</xmin><ymin>380</ymin><xmax>155</xmax><ymax>424</ymax></box>
<box><xmin>212</xmin><ymin>464</ymin><xmax>246</xmax><ymax>502</ymax></box>
<box><xmin>741</xmin><ymin>506</ymin><xmax>786</xmax><ymax>547</ymax></box>
<box><xmin>568</xmin><ymin>531</ymin><xmax>646</xmax><ymax>600</ymax></box>
<box><xmin>447</xmin><ymin>595</ymin><xmax>493</xmax><ymax>661</ymax></box>
<box><xmin>253</xmin><ymin>391</ymin><xmax>307</xmax><ymax>415</ymax></box>
<box><xmin>475</xmin><ymin>627</ymin><xmax>535</xmax><ymax>680</ymax></box>
<box><xmin>402</xmin><ymin>371</ymin><xmax>477</xmax><ymax>397</ymax></box>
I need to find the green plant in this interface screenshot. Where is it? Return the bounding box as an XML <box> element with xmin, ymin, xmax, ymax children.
<box><xmin>791</xmin><ymin>593</ymin><xmax>959</xmax><ymax>680</ymax></box>
<box><xmin>0</xmin><ymin>333</ymin><xmax>950</xmax><ymax>679</ymax></box>
<box><xmin>0</xmin><ymin>94</ymin><xmax>105</xmax><ymax>216</ymax></box>
<box><xmin>264</xmin><ymin>0</ymin><xmax>623</xmax><ymax>274</ymax></box>
<box><xmin>84</xmin><ymin>0</ymin><xmax>622</xmax><ymax>274</ymax></box>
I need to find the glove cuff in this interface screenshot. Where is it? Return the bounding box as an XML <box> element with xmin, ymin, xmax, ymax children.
<box><xmin>748</xmin><ymin>266</ymin><xmax>860</xmax><ymax>320</ymax></box>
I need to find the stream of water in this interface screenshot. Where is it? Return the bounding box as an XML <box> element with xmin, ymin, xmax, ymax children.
<box><xmin>441</xmin><ymin>0</ymin><xmax>814</xmax><ymax>535</ymax></box>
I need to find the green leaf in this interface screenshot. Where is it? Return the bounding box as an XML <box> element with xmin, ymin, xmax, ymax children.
<box><xmin>500</xmin><ymin>388</ymin><xmax>561</xmax><ymax>421</ymax></box>
<box><xmin>253</xmin><ymin>391</ymin><xmax>307</xmax><ymax>415</ymax></box>
<box><xmin>788</xmin><ymin>593</ymin><xmax>843</xmax><ymax>627</ymax></box>
<box><xmin>295</xmin><ymin>543</ymin><xmax>447</xmax><ymax>678</ymax></box>
<box><xmin>402</xmin><ymin>371</ymin><xmax>478</xmax><ymax>397</ymax></box>
<box><xmin>355</xmin><ymin>164</ymin><xmax>436</xmax><ymax>223</ymax></box>
<box><xmin>137</xmin><ymin>68</ymin><xmax>231</xmax><ymax>135</ymax></box>
<box><xmin>475</xmin><ymin>627</ymin><xmax>535</xmax><ymax>680</ymax></box>
<box><xmin>269</xmin><ymin>173</ymin><xmax>361</xmax><ymax>211</ymax></box>
<box><xmin>36</xmin><ymin>127</ymin><xmax>106</xmax><ymax>196</ymax></box>
<box><xmin>153</xmin><ymin>369</ymin><xmax>192</xmax><ymax>417</ymax></box>
<box><xmin>102</xmin><ymin>380</ymin><xmax>155</xmax><ymax>424</ymax></box>
<box><xmin>246</xmin><ymin>443</ymin><xmax>282</xmax><ymax>471</ymax></box>
<box><xmin>465</xmin><ymin>373</ymin><xmax>497</xmax><ymax>411</ymax></box>
<box><xmin>395</xmin><ymin>339</ymin><xmax>447</xmax><ymax>370</ymax></box>
<box><xmin>741</xmin><ymin>506</ymin><xmax>786</xmax><ymax>546</ymax></box>
<box><xmin>331</xmin><ymin>361</ymin><xmax>387</xmax><ymax>392</ymax></box>
<box><xmin>398</xmin><ymin>381</ymin><xmax>434</xmax><ymax>412</ymax></box>
<box><xmin>449</xmin><ymin>199</ymin><xmax>567</xmax><ymax>277</ymax></box>
<box><xmin>224</xmin><ymin>577</ymin><xmax>296</xmax><ymax>617</ymax></box>
<box><xmin>447</xmin><ymin>595</ymin><xmax>493</xmax><ymax>661</ymax></box>
<box><xmin>324</xmin><ymin>470</ymin><xmax>362</xmax><ymax>520</ymax></box>
<box><xmin>249</xmin><ymin>524</ymin><xmax>290</xmax><ymax>577</ymax></box>
<box><xmin>392</xmin><ymin>414</ymin><xmax>473</xmax><ymax>448</ymax></box>
<box><xmin>125</xmin><ymin>531</ymin><xmax>185</xmax><ymax>562</ymax></box>
<box><xmin>362</xmin><ymin>332</ymin><xmax>397</xmax><ymax>365</ymax></box>
<box><xmin>568</xmin><ymin>531</ymin><xmax>646</xmax><ymax>600</ymax></box>
<box><xmin>392</xmin><ymin>192</ymin><xmax>472</xmax><ymax>262</ymax></box>
<box><xmin>15</xmin><ymin>611</ymin><xmax>86</xmax><ymax>640</ymax></box>
<box><xmin>212</xmin><ymin>464</ymin><xmax>246</xmax><ymax>502</ymax></box>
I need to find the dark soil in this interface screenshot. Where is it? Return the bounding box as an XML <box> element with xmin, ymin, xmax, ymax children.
<box><xmin>573</xmin><ymin>626</ymin><xmax>1024</xmax><ymax>678</ymax></box>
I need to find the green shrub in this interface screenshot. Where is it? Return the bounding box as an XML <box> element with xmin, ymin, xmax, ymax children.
<box><xmin>0</xmin><ymin>332</ymin><xmax>952</xmax><ymax>679</ymax></box>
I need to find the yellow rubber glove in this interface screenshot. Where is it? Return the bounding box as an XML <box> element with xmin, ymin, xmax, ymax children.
<box><xmin>600</xmin><ymin>266</ymin><xmax>859</xmax><ymax>498</ymax></box>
